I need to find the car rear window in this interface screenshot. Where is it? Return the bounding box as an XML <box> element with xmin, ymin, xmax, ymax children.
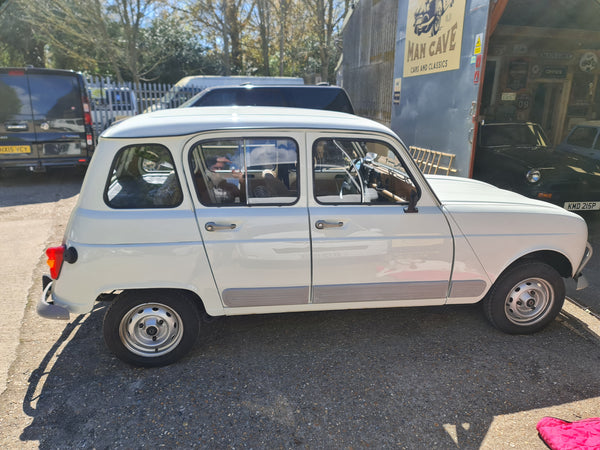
<box><xmin>286</xmin><ymin>88</ymin><xmax>354</xmax><ymax>113</ymax></box>
<box><xmin>190</xmin><ymin>87</ymin><xmax>354</xmax><ymax>113</ymax></box>
<box><xmin>28</xmin><ymin>74</ymin><xmax>83</xmax><ymax>119</ymax></box>
<box><xmin>104</xmin><ymin>145</ymin><xmax>183</xmax><ymax>209</ymax></box>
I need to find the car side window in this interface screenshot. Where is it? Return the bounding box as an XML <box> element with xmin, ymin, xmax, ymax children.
<box><xmin>189</xmin><ymin>138</ymin><xmax>299</xmax><ymax>206</ymax></box>
<box><xmin>567</xmin><ymin>127</ymin><xmax>597</xmax><ymax>148</ymax></box>
<box><xmin>104</xmin><ymin>145</ymin><xmax>183</xmax><ymax>209</ymax></box>
<box><xmin>312</xmin><ymin>138</ymin><xmax>418</xmax><ymax>204</ymax></box>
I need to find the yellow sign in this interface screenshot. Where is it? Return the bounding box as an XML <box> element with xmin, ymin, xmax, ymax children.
<box><xmin>403</xmin><ymin>0</ymin><xmax>467</xmax><ymax>78</ymax></box>
<box><xmin>474</xmin><ymin>33</ymin><xmax>483</xmax><ymax>55</ymax></box>
<box><xmin>0</xmin><ymin>145</ymin><xmax>31</xmax><ymax>154</ymax></box>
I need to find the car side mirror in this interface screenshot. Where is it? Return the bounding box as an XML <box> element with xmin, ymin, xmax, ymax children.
<box><xmin>404</xmin><ymin>189</ymin><xmax>419</xmax><ymax>214</ymax></box>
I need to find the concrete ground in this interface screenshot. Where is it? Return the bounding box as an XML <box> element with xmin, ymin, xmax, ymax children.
<box><xmin>0</xmin><ymin>168</ymin><xmax>599</xmax><ymax>449</ymax></box>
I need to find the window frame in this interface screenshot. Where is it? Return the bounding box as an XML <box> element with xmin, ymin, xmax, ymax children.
<box><xmin>188</xmin><ymin>136</ymin><xmax>301</xmax><ymax>208</ymax></box>
<box><xmin>311</xmin><ymin>137</ymin><xmax>422</xmax><ymax>206</ymax></box>
<box><xmin>103</xmin><ymin>143</ymin><xmax>184</xmax><ymax>210</ymax></box>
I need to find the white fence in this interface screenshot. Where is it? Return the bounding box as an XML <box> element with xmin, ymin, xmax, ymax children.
<box><xmin>85</xmin><ymin>76</ymin><xmax>203</xmax><ymax>138</ymax></box>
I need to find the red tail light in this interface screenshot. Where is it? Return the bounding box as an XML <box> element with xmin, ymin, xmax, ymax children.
<box><xmin>46</xmin><ymin>245</ymin><xmax>66</xmax><ymax>279</ymax></box>
<box><xmin>82</xmin><ymin>95</ymin><xmax>93</xmax><ymax>126</ymax></box>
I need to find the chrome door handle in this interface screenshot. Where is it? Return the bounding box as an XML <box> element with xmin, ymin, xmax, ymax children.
<box><xmin>315</xmin><ymin>220</ymin><xmax>343</xmax><ymax>230</ymax></box>
<box><xmin>205</xmin><ymin>222</ymin><xmax>237</xmax><ymax>232</ymax></box>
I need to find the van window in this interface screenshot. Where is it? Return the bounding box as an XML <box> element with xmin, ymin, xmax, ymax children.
<box><xmin>0</xmin><ymin>73</ymin><xmax>32</xmax><ymax>117</ymax></box>
<box><xmin>104</xmin><ymin>145</ymin><xmax>183</xmax><ymax>209</ymax></box>
<box><xmin>189</xmin><ymin>138</ymin><xmax>299</xmax><ymax>206</ymax></box>
<box><xmin>28</xmin><ymin>74</ymin><xmax>83</xmax><ymax>119</ymax></box>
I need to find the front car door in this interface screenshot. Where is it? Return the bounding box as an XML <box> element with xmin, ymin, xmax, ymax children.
<box><xmin>187</xmin><ymin>131</ymin><xmax>311</xmax><ymax>310</ymax></box>
<box><xmin>308</xmin><ymin>132</ymin><xmax>454</xmax><ymax>306</ymax></box>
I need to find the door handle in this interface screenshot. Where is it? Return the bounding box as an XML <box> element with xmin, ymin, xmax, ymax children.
<box><xmin>315</xmin><ymin>220</ymin><xmax>343</xmax><ymax>230</ymax></box>
<box><xmin>205</xmin><ymin>222</ymin><xmax>237</xmax><ymax>232</ymax></box>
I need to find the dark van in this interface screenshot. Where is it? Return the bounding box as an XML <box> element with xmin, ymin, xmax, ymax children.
<box><xmin>180</xmin><ymin>84</ymin><xmax>355</xmax><ymax>114</ymax></box>
<box><xmin>0</xmin><ymin>67</ymin><xmax>94</xmax><ymax>171</ymax></box>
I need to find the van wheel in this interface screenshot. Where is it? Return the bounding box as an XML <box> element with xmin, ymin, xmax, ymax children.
<box><xmin>483</xmin><ymin>261</ymin><xmax>565</xmax><ymax>334</ymax></box>
<box><xmin>103</xmin><ymin>290</ymin><xmax>200</xmax><ymax>367</ymax></box>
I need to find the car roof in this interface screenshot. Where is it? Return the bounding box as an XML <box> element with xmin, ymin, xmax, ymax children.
<box><xmin>102</xmin><ymin>106</ymin><xmax>396</xmax><ymax>139</ymax></box>
<box><xmin>203</xmin><ymin>84</ymin><xmax>345</xmax><ymax>90</ymax></box>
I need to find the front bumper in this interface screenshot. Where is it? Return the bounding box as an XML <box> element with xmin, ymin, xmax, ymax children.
<box><xmin>573</xmin><ymin>242</ymin><xmax>593</xmax><ymax>290</ymax></box>
<box><xmin>38</xmin><ymin>275</ymin><xmax>70</xmax><ymax>320</ymax></box>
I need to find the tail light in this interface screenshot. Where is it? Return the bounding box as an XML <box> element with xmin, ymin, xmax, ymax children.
<box><xmin>46</xmin><ymin>245</ymin><xmax>66</xmax><ymax>279</ymax></box>
<box><xmin>82</xmin><ymin>95</ymin><xmax>93</xmax><ymax>126</ymax></box>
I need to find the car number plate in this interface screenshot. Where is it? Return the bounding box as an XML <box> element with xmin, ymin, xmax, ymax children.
<box><xmin>0</xmin><ymin>145</ymin><xmax>31</xmax><ymax>154</ymax></box>
<box><xmin>563</xmin><ymin>201</ymin><xmax>600</xmax><ymax>211</ymax></box>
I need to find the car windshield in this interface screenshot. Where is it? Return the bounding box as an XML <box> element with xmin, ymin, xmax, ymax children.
<box><xmin>480</xmin><ymin>123</ymin><xmax>549</xmax><ymax>148</ymax></box>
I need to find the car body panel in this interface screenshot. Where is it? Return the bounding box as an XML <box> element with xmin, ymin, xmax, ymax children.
<box><xmin>46</xmin><ymin>107</ymin><xmax>590</xmax><ymax>319</ymax></box>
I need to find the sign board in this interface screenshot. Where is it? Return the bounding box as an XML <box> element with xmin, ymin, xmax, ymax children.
<box><xmin>403</xmin><ymin>0</ymin><xmax>467</xmax><ymax>78</ymax></box>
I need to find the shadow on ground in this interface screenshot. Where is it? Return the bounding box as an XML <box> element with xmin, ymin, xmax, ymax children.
<box><xmin>19</xmin><ymin>303</ymin><xmax>600</xmax><ymax>448</ymax></box>
<box><xmin>0</xmin><ymin>168</ymin><xmax>85</xmax><ymax>207</ymax></box>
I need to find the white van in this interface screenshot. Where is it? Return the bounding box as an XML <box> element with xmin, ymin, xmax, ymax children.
<box><xmin>145</xmin><ymin>75</ymin><xmax>304</xmax><ymax>112</ymax></box>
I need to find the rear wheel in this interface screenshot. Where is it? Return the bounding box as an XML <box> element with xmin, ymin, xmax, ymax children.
<box><xmin>483</xmin><ymin>261</ymin><xmax>565</xmax><ymax>334</ymax></box>
<box><xmin>103</xmin><ymin>290</ymin><xmax>200</xmax><ymax>367</ymax></box>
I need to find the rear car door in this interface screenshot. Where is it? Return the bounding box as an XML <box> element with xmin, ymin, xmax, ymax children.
<box><xmin>0</xmin><ymin>68</ymin><xmax>92</xmax><ymax>169</ymax></box>
<box><xmin>0</xmin><ymin>69</ymin><xmax>38</xmax><ymax>161</ymax></box>
<box><xmin>187</xmin><ymin>131</ymin><xmax>311</xmax><ymax>309</ymax></box>
<box><xmin>28</xmin><ymin>70</ymin><xmax>90</xmax><ymax>162</ymax></box>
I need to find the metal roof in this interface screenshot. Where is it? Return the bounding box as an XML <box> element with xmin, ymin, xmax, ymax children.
<box><xmin>101</xmin><ymin>106</ymin><xmax>397</xmax><ymax>139</ymax></box>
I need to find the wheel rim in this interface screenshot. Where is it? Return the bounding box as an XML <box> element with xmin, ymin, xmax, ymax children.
<box><xmin>504</xmin><ymin>277</ymin><xmax>554</xmax><ymax>325</ymax></box>
<box><xmin>119</xmin><ymin>302</ymin><xmax>184</xmax><ymax>358</ymax></box>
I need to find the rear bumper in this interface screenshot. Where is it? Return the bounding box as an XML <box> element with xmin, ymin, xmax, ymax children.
<box><xmin>0</xmin><ymin>156</ymin><xmax>90</xmax><ymax>170</ymax></box>
<box><xmin>38</xmin><ymin>276</ymin><xmax>70</xmax><ymax>320</ymax></box>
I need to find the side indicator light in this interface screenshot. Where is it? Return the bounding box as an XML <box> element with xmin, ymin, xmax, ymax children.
<box><xmin>537</xmin><ymin>193</ymin><xmax>553</xmax><ymax>200</ymax></box>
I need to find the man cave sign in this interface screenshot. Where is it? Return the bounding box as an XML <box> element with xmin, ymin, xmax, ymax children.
<box><xmin>404</xmin><ymin>0</ymin><xmax>466</xmax><ymax>77</ymax></box>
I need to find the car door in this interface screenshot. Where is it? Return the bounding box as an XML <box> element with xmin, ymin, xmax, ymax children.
<box><xmin>187</xmin><ymin>131</ymin><xmax>311</xmax><ymax>309</ymax></box>
<box><xmin>0</xmin><ymin>69</ymin><xmax>39</xmax><ymax>161</ymax></box>
<box><xmin>308</xmin><ymin>132</ymin><xmax>454</xmax><ymax>306</ymax></box>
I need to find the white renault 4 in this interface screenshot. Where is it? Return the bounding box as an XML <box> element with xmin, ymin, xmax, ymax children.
<box><xmin>39</xmin><ymin>107</ymin><xmax>592</xmax><ymax>366</ymax></box>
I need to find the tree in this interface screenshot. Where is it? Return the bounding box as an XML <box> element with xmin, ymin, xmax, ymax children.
<box><xmin>305</xmin><ymin>0</ymin><xmax>348</xmax><ymax>82</ymax></box>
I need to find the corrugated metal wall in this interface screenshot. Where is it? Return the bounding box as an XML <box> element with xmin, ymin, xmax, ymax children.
<box><xmin>341</xmin><ymin>0</ymin><xmax>399</xmax><ymax>126</ymax></box>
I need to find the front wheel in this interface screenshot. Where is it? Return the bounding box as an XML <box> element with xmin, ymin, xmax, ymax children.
<box><xmin>483</xmin><ymin>261</ymin><xmax>565</xmax><ymax>334</ymax></box>
<box><xmin>103</xmin><ymin>290</ymin><xmax>200</xmax><ymax>367</ymax></box>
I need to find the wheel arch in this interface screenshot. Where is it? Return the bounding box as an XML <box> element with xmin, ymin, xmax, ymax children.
<box><xmin>96</xmin><ymin>287</ymin><xmax>220</xmax><ymax>318</ymax></box>
<box><xmin>510</xmin><ymin>250</ymin><xmax>572</xmax><ymax>278</ymax></box>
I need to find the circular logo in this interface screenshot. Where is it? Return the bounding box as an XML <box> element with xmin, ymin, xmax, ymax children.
<box><xmin>40</xmin><ymin>122</ymin><xmax>50</xmax><ymax>131</ymax></box>
<box><xmin>579</xmin><ymin>52</ymin><xmax>598</xmax><ymax>73</ymax></box>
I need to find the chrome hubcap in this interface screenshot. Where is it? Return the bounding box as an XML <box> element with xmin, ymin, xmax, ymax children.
<box><xmin>505</xmin><ymin>277</ymin><xmax>554</xmax><ymax>325</ymax></box>
<box><xmin>119</xmin><ymin>303</ymin><xmax>183</xmax><ymax>357</ymax></box>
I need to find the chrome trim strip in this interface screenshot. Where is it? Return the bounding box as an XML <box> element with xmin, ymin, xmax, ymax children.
<box><xmin>223</xmin><ymin>286</ymin><xmax>309</xmax><ymax>307</ymax></box>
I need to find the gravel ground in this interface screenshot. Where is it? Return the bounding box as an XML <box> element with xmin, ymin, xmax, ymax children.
<box><xmin>1</xmin><ymin>168</ymin><xmax>599</xmax><ymax>449</ymax></box>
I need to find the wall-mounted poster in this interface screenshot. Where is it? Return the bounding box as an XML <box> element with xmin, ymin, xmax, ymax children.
<box><xmin>403</xmin><ymin>0</ymin><xmax>467</xmax><ymax>78</ymax></box>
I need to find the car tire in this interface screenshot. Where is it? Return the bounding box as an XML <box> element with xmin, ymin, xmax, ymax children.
<box><xmin>483</xmin><ymin>261</ymin><xmax>565</xmax><ymax>334</ymax></box>
<box><xmin>103</xmin><ymin>290</ymin><xmax>200</xmax><ymax>367</ymax></box>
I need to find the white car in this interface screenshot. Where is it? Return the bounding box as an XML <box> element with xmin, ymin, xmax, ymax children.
<box><xmin>39</xmin><ymin>107</ymin><xmax>592</xmax><ymax>367</ymax></box>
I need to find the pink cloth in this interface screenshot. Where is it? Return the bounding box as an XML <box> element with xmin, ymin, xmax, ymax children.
<box><xmin>537</xmin><ymin>417</ymin><xmax>600</xmax><ymax>450</ymax></box>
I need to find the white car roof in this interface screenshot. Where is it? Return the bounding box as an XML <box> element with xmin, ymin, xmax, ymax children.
<box><xmin>101</xmin><ymin>106</ymin><xmax>397</xmax><ymax>139</ymax></box>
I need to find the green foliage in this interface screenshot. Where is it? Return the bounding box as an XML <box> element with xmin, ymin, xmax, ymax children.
<box><xmin>0</xmin><ymin>0</ymin><xmax>348</xmax><ymax>84</ymax></box>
